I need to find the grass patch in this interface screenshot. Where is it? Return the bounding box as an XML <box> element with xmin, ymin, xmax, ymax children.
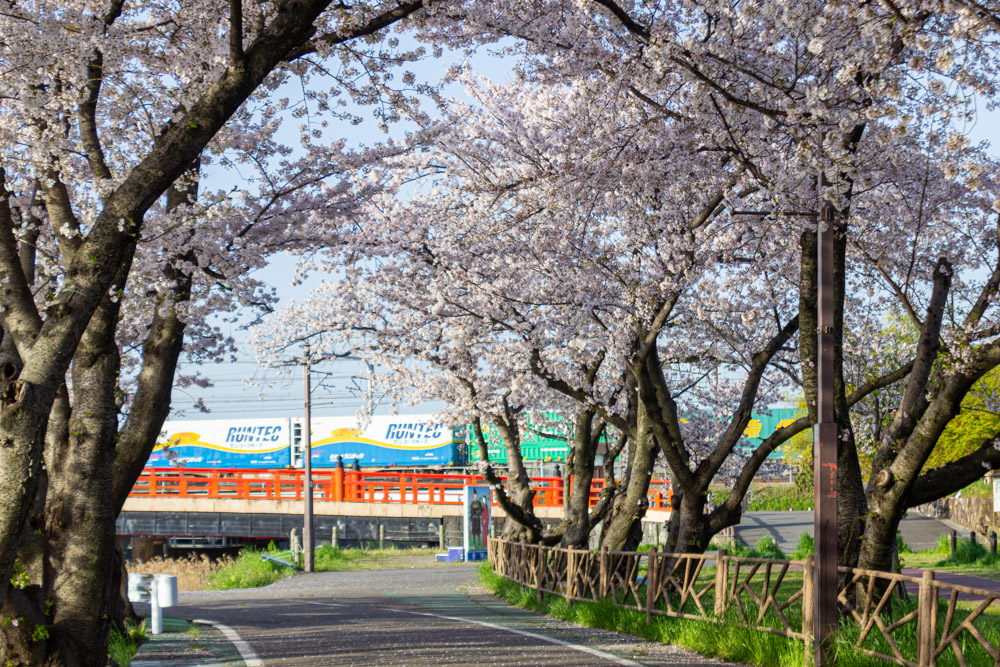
<box><xmin>745</xmin><ymin>484</ymin><xmax>812</xmax><ymax>511</ymax></box>
<box><xmin>901</xmin><ymin>534</ymin><xmax>1000</xmax><ymax>581</ymax></box>
<box><xmin>790</xmin><ymin>532</ymin><xmax>814</xmax><ymax>560</ymax></box>
<box><xmin>720</xmin><ymin>535</ymin><xmax>787</xmax><ymax>559</ymax></box>
<box><xmin>107</xmin><ymin>620</ymin><xmax>148</xmax><ymax>666</ymax></box>
<box><xmin>482</xmin><ymin>552</ymin><xmax>1000</xmax><ymax>667</ymax></box>
<box><xmin>207</xmin><ymin>549</ymin><xmax>294</xmax><ymax>590</ymax></box>
<box><xmin>479</xmin><ymin>563</ymin><xmax>803</xmax><ymax>667</ymax></box>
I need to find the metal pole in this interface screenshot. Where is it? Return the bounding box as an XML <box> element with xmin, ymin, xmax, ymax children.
<box><xmin>303</xmin><ymin>346</ymin><xmax>314</xmax><ymax>573</ymax></box>
<box><xmin>814</xmin><ymin>168</ymin><xmax>839</xmax><ymax>666</ymax></box>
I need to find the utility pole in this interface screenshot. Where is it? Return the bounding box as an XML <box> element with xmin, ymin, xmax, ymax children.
<box><xmin>303</xmin><ymin>345</ymin><xmax>314</xmax><ymax>573</ymax></box>
<box><xmin>814</xmin><ymin>168</ymin><xmax>839</xmax><ymax>665</ymax></box>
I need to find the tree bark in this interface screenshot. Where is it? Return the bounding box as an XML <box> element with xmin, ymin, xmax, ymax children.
<box><xmin>599</xmin><ymin>402</ymin><xmax>657</xmax><ymax>551</ymax></box>
<box><xmin>560</xmin><ymin>411</ymin><xmax>601</xmax><ymax>548</ymax></box>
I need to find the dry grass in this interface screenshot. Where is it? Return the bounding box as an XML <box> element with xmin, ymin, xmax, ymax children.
<box><xmin>127</xmin><ymin>553</ymin><xmax>236</xmax><ymax>591</ymax></box>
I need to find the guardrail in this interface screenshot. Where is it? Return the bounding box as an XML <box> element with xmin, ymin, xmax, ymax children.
<box><xmin>128</xmin><ymin>468</ymin><xmax>673</xmax><ymax>510</ymax></box>
<box><xmin>489</xmin><ymin>538</ymin><xmax>1000</xmax><ymax>666</ymax></box>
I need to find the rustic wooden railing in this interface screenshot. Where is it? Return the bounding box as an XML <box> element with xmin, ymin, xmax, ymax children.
<box><xmin>488</xmin><ymin>538</ymin><xmax>1000</xmax><ymax>667</ymax></box>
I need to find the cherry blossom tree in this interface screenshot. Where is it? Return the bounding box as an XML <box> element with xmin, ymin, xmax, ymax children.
<box><xmin>464</xmin><ymin>0</ymin><xmax>1000</xmax><ymax>569</ymax></box>
<box><xmin>0</xmin><ymin>1</ymin><xmax>446</xmax><ymax>663</ymax></box>
<box><xmin>258</xmin><ymin>1</ymin><xmax>1000</xmax><ymax>569</ymax></box>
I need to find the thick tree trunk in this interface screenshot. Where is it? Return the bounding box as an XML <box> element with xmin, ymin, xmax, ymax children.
<box><xmin>665</xmin><ymin>490</ymin><xmax>709</xmax><ymax>553</ymax></box>
<box><xmin>560</xmin><ymin>412</ymin><xmax>599</xmax><ymax>548</ymax></box>
<box><xmin>599</xmin><ymin>404</ymin><xmax>656</xmax><ymax>551</ymax></box>
<box><xmin>40</xmin><ymin>310</ymin><xmax>122</xmax><ymax>664</ymax></box>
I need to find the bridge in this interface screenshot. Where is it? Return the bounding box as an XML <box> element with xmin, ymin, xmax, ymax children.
<box><xmin>119</xmin><ymin>468</ymin><xmax>673</xmax><ymax>548</ymax></box>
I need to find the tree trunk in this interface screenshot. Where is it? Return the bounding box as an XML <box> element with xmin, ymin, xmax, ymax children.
<box><xmin>599</xmin><ymin>403</ymin><xmax>656</xmax><ymax>551</ymax></box>
<box><xmin>561</xmin><ymin>412</ymin><xmax>599</xmax><ymax>548</ymax></box>
<box><xmin>665</xmin><ymin>490</ymin><xmax>709</xmax><ymax>553</ymax></box>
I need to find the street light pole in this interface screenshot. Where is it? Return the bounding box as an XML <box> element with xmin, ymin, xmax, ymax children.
<box><xmin>814</xmin><ymin>169</ymin><xmax>839</xmax><ymax>665</ymax></box>
<box><xmin>303</xmin><ymin>345</ymin><xmax>314</xmax><ymax>573</ymax></box>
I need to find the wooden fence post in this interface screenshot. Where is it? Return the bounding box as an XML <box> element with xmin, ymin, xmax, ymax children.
<box><xmin>537</xmin><ymin>546</ymin><xmax>544</xmax><ymax>605</ymax></box>
<box><xmin>917</xmin><ymin>569</ymin><xmax>937</xmax><ymax>667</ymax></box>
<box><xmin>950</xmin><ymin>530</ymin><xmax>957</xmax><ymax>554</ymax></box>
<box><xmin>802</xmin><ymin>555</ymin><xmax>815</xmax><ymax>666</ymax></box>
<box><xmin>646</xmin><ymin>547</ymin><xmax>658</xmax><ymax>624</ymax></box>
<box><xmin>518</xmin><ymin>538</ymin><xmax>526</xmax><ymax>583</ymax></box>
<box><xmin>566</xmin><ymin>549</ymin><xmax>575</xmax><ymax>605</ymax></box>
<box><xmin>714</xmin><ymin>549</ymin><xmax>728</xmax><ymax>618</ymax></box>
<box><xmin>600</xmin><ymin>547</ymin><xmax>609</xmax><ymax>599</ymax></box>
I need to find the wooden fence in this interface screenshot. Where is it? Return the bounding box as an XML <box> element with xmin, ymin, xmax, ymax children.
<box><xmin>488</xmin><ymin>538</ymin><xmax>1000</xmax><ymax>666</ymax></box>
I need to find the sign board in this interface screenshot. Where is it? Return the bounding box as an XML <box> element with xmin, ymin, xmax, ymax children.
<box><xmin>993</xmin><ymin>475</ymin><xmax>1000</xmax><ymax>514</ymax></box>
<box><xmin>149</xmin><ymin>418</ymin><xmax>292</xmax><ymax>468</ymax></box>
<box><xmin>310</xmin><ymin>415</ymin><xmax>461</xmax><ymax>467</ymax></box>
<box><xmin>463</xmin><ymin>485</ymin><xmax>491</xmax><ymax>561</ymax></box>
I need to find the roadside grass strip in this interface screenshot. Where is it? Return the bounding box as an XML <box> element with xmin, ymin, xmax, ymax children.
<box><xmin>480</xmin><ymin>559</ymin><xmax>1000</xmax><ymax>667</ymax></box>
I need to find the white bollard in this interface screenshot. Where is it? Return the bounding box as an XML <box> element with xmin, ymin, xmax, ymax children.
<box><xmin>127</xmin><ymin>573</ymin><xmax>178</xmax><ymax>635</ymax></box>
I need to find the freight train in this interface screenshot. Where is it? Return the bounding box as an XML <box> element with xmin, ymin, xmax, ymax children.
<box><xmin>146</xmin><ymin>408</ymin><xmax>801</xmax><ymax>471</ymax></box>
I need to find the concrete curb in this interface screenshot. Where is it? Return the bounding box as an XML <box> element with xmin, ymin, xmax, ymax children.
<box><xmin>129</xmin><ymin>617</ymin><xmax>247</xmax><ymax>667</ymax></box>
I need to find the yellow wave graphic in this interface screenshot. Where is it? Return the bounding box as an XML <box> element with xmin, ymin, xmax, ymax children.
<box><xmin>153</xmin><ymin>431</ymin><xmax>288</xmax><ymax>455</ymax></box>
<box><xmin>312</xmin><ymin>428</ymin><xmax>460</xmax><ymax>451</ymax></box>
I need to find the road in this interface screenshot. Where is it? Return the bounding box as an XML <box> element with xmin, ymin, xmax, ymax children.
<box><xmin>136</xmin><ymin>563</ymin><xmax>742</xmax><ymax>666</ymax></box>
<box><xmin>734</xmin><ymin>511</ymin><xmax>961</xmax><ymax>554</ymax></box>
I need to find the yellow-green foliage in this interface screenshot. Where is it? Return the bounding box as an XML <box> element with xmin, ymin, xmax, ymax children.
<box><xmin>924</xmin><ymin>370</ymin><xmax>1000</xmax><ymax>473</ymax></box>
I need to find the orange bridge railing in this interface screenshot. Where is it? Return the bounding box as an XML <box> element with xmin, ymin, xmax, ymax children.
<box><xmin>128</xmin><ymin>468</ymin><xmax>672</xmax><ymax>510</ymax></box>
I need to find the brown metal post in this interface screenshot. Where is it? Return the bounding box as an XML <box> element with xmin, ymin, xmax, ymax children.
<box><xmin>814</xmin><ymin>172</ymin><xmax>839</xmax><ymax>666</ymax></box>
<box><xmin>303</xmin><ymin>347</ymin><xmax>314</xmax><ymax>573</ymax></box>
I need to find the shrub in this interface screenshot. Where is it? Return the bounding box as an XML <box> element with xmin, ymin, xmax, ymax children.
<box><xmin>719</xmin><ymin>536</ymin><xmax>785</xmax><ymax>559</ymax></box>
<box><xmin>207</xmin><ymin>549</ymin><xmax>292</xmax><ymax>590</ymax></box>
<box><xmin>746</xmin><ymin>485</ymin><xmax>812</xmax><ymax>511</ymax></box>
<box><xmin>790</xmin><ymin>532</ymin><xmax>814</xmax><ymax>560</ymax></box>
<box><xmin>753</xmin><ymin>535</ymin><xmax>785</xmax><ymax>560</ymax></box>
<box><xmin>935</xmin><ymin>536</ymin><xmax>1000</xmax><ymax>568</ymax></box>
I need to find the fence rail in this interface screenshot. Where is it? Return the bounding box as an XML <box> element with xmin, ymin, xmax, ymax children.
<box><xmin>488</xmin><ymin>538</ymin><xmax>1000</xmax><ymax>666</ymax></box>
<box><xmin>128</xmin><ymin>468</ymin><xmax>672</xmax><ymax>510</ymax></box>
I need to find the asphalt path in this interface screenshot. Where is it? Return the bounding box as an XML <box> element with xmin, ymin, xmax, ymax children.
<box><xmin>733</xmin><ymin>511</ymin><xmax>961</xmax><ymax>554</ymax></box>
<box><xmin>136</xmin><ymin>564</ymin><xmax>742</xmax><ymax>666</ymax></box>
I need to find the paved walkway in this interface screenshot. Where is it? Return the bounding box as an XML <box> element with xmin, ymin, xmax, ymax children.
<box><xmin>733</xmin><ymin>511</ymin><xmax>961</xmax><ymax>554</ymax></box>
<box><xmin>131</xmin><ymin>561</ymin><xmax>745</xmax><ymax>666</ymax></box>
<box><xmin>899</xmin><ymin>567</ymin><xmax>1000</xmax><ymax>601</ymax></box>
